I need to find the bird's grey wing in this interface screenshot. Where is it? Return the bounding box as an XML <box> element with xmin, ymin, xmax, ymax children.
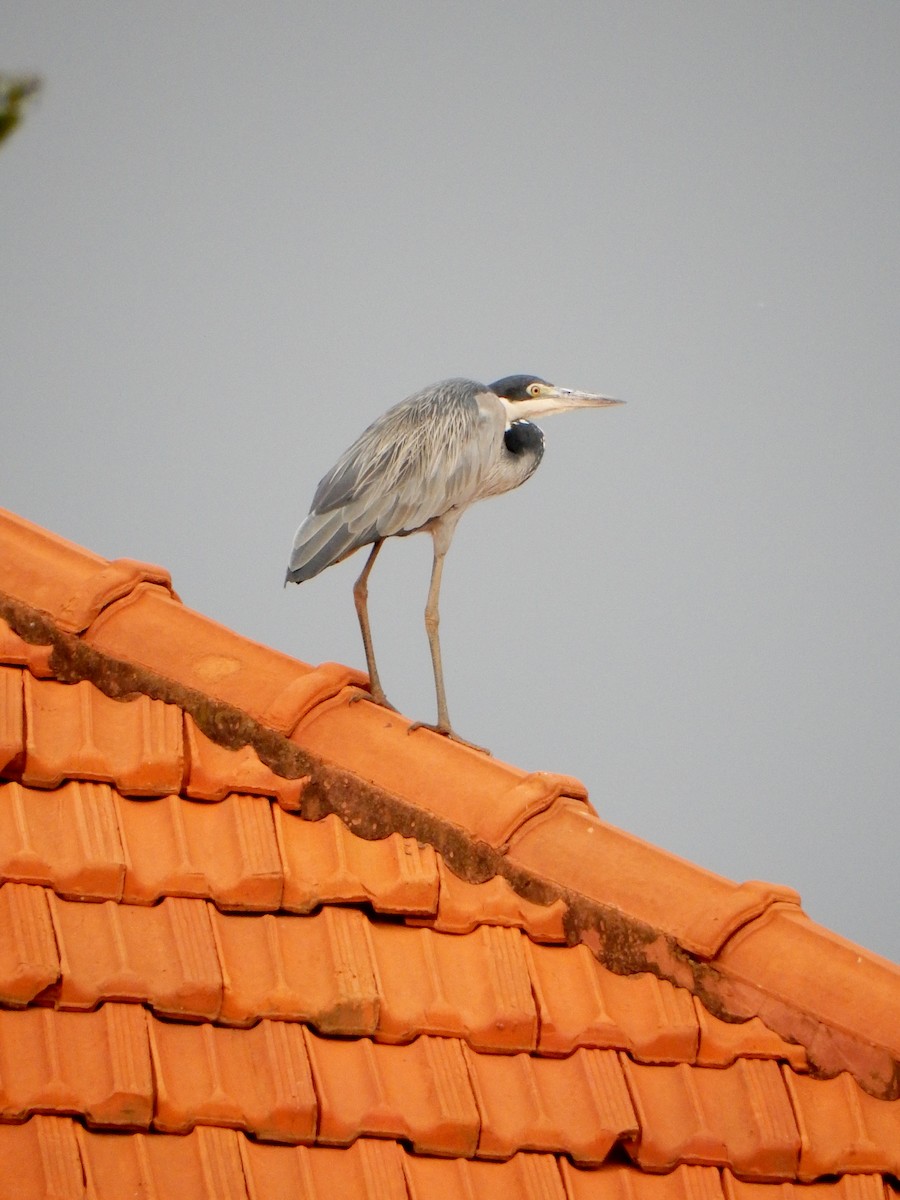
<box><xmin>287</xmin><ymin>382</ymin><xmax>503</xmax><ymax>583</ymax></box>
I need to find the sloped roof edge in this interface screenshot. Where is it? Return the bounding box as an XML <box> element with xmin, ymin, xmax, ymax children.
<box><xmin>0</xmin><ymin>507</ymin><xmax>898</xmax><ymax>1101</ymax></box>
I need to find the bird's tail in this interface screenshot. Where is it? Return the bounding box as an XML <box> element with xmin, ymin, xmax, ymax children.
<box><xmin>285</xmin><ymin>510</ymin><xmax>373</xmax><ymax>585</ymax></box>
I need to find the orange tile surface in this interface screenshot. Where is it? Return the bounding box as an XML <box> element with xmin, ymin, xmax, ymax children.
<box><xmin>466</xmin><ymin>1044</ymin><xmax>638</xmax><ymax>1165</ymax></box>
<box><xmin>784</xmin><ymin>1069</ymin><xmax>900</xmax><ymax>1178</ymax></box>
<box><xmin>306</xmin><ymin>1030</ymin><xmax>480</xmax><ymax>1157</ymax></box>
<box><xmin>0</xmin><ymin>618</ymin><xmax>53</xmax><ymax>677</ymax></box>
<box><xmin>0</xmin><ymin>882</ymin><xmax>58</xmax><ymax>1006</ymax></box>
<box><xmin>84</xmin><ymin>581</ymin><xmax>366</xmax><ymax>732</ymax></box>
<box><xmin>78</xmin><ymin>1123</ymin><xmax>248</xmax><ymax>1200</ymax></box>
<box><xmin>0</xmin><ymin>665</ymin><xmax>23</xmax><ymax>776</ymax></box>
<box><xmin>2</xmin><ymin>506</ymin><xmax>900</xmax><ymax>1199</ymax></box>
<box><xmin>185</xmin><ymin>714</ymin><xmax>306</xmax><ymax>806</ymax></box>
<box><xmin>212</xmin><ymin>904</ymin><xmax>379</xmax><ymax>1032</ymax></box>
<box><xmin>50</xmin><ymin>892</ymin><xmax>222</xmax><ymax>1019</ymax></box>
<box><xmin>0</xmin><ymin>1115</ymin><xmax>85</xmax><ymax>1200</ymax></box>
<box><xmin>623</xmin><ymin>1057</ymin><xmax>800</xmax><ymax>1178</ymax></box>
<box><xmin>369</xmin><ymin>921</ymin><xmax>537</xmax><ymax>1050</ymax></box>
<box><xmin>694</xmin><ymin>998</ymin><xmax>808</xmax><ymax>1070</ymax></box>
<box><xmin>0</xmin><ymin>1003</ymin><xmax>152</xmax><ymax>1128</ymax></box>
<box><xmin>405</xmin><ymin>1150</ymin><xmax>567</xmax><ymax>1200</ymax></box>
<box><xmin>723</xmin><ymin>1172</ymin><xmax>889</xmax><ymax>1200</ymax></box>
<box><xmin>275</xmin><ymin>807</ymin><xmax>440</xmax><ymax>915</ymax></box>
<box><xmin>116</xmin><ymin>791</ymin><xmax>282</xmax><ymax>909</ymax></box>
<box><xmin>23</xmin><ymin>676</ymin><xmax>184</xmax><ymax>795</ymax></box>
<box><xmin>418</xmin><ymin>858</ymin><xmax>568</xmax><ymax>938</ymax></box>
<box><xmin>0</xmin><ymin>507</ymin><xmax>174</xmax><ymax>630</ymax></box>
<box><xmin>507</xmin><ymin>799</ymin><xmax>802</xmax><ymax>959</ymax></box>
<box><xmin>0</xmin><ymin>617</ymin><xmax>32</xmax><ymax>664</ymax></box>
<box><xmin>0</xmin><ymin>779</ymin><xmax>126</xmax><ymax>900</ymax></box>
<box><xmin>560</xmin><ymin>1163</ymin><xmax>725</xmax><ymax>1200</ymax></box>
<box><xmin>716</xmin><ymin>904</ymin><xmax>900</xmax><ymax>1088</ymax></box>
<box><xmin>240</xmin><ymin>1137</ymin><xmax>410</xmax><ymax>1200</ymax></box>
<box><xmin>527</xmin><ymin>940</ymin><xmax>698</xmax><ymax>1060</ymax></box>
<box><xmin>292</xmin><ymin>689</ymin><xmax>588</xmax><ymax>846</ymax></box>
<box><xmin>150</xmin><ymin>1017</ymin><xmax>317</xmax><ymax>1143</ymax></box>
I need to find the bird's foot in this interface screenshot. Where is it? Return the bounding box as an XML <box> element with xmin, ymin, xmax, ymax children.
<box><xmin>349</xmin><ymin>686</ymin><xmax>399</xmax><ymax>713</ymax></box>
<box><xmin>407</xmin><ymin>721</ymin><xmax>491</xmax><ymax>755</ymax></box>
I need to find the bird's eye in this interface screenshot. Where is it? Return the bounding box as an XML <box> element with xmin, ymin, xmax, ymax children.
<box><xmin>527</xmin><ymin>383</ymin><xmax>542</xmax><ymax>397</ymax></box>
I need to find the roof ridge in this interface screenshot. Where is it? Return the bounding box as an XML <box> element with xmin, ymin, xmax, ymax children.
<box><xmin>1</xmin><ymin>508</ymin><xmax>898</xmax><ymax>1102</ymax></box>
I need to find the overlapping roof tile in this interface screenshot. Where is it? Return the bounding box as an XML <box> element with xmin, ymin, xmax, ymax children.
<box><xmin>0</xmin><ymin>505</ymin><xmax>899</xmax><ymax>1198</ymax></box>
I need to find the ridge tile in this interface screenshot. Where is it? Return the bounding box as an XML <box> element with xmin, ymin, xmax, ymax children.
<box><xmin>0</xmin><ymin>1115</ymin><xmax>85</xmax><ymax>1200</ymax></box>
<box><xmin>560</xmin><ymin>1162</ymin><xmax>726</xmax><ymax>1200</ymax></box>
<box><xmin>304</xmin><ymin>1030</ymin><xmax>479</xmax><ymax>1157</ymax></box>
<box><xmin>716</xmin><ymin>905</ymin><xmax>900</xmax><ymax>1094</ymax></box>
<box><xmin>211</xmin><ymin>905</ymin><xmax>379</xmax><ymax>1034</ymax></box>
<box><xmin>0</xmin><ymin>882</ymin><xmax>59</xmax><ymax>1005</ymax></box>
<box><xmin>292</xmin><ymin>691</ymin><xmax>587</xmax><ymax>846</ymax></box>
<box><xmin>240</xmin><ymin>1137</ymin><xmax>410</xmax><ymax>1200</ymax></box>
<box><xmin>369</xmin><ymin>922</ymin><xmax>537</xmax><ymax>1051</ymax></box>
<box><xmin>84</xmin><ymin>582</ymin><xmax>364</xmax><ymax>731</ymax></box>
<box><xmin>0</xmin><ymin>508</ymin><xmax>171</xmax><ymax>628</ymax></box>
<box><xmin>150</xmin><ymin>1017</ymin><xmax>317</xmax><ymax>1144</ymax></box>
<box><xmin>78</xmin><ymin>1123</ymin><xmax>248</xmax><ymax>1200</ymax></box>
<box><xmin>50</xmin><ymin>892</ymin><xmax>222</xmax><ymax>1020</ymax></box>
<box><xmin>784</xmin><ymin>1068</ymin><xmax>900</xmax><ymax>1178</ymax></box>
<box><xmin>275</xmin><ymin>808</ymin><xmax>439</xmax><ymax>916</ymax></box>
<box><xmin>0</xmin><ymin>1004</ymin><xmax>152</xmax><ymax>1128</ymax></box>
<box><xmin>0</xmin><ymin>779</ymin><xmax>125</xmax><ymax>901</ymax></box>
<box><xmin>23</xmin><ymin>676</ymin><xmax>183</xmax><ymax>796</ymax></box>
<box><xmin>526</xmin><ymin>940</ymin><xmax>698</xmax><ymax>1061</ymax></box>
<box><xmin>464</xmin><ymin>1044</ymin><xmax>637</xmax><ymax>1165</ymax></box>
<box><xmin>507</xmin><ymin>800</ymin><xmax>801</xmax><ymax>959</ymax></box>
<box><xmin>622</xmin><ymin>1057</ymin><xmax>800</xmax><ymax>1178</ymax></box>
<box><xmin>405</xmin><ymin>1149</ymin><xmax>567</xmax><ymax>1200</ymax></box>
<box><xmin>116</xmin><ymin>792</ymin><xmax>282</xmax><ymax>909</ymax></box>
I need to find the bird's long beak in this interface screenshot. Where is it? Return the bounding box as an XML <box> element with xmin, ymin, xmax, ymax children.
<box><xmin>505</xmin><ymin>386</ymin><xmax>624</xmax><ymax>422</ymax></box>
<box><xmin>546</xmin><ymin>387</ymin><xmax>624</xmax><ymax>411</ymax></box>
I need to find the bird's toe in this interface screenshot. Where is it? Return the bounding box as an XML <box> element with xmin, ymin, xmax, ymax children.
<box><xmin>407</xmin><ymin>721</ymin><xmax>491</xmax><ymax>755</ymax></box>
<box><xmin>349</xmin><ymin>685</ymin><xmax>399</xmax><ymax>713</ymax></box>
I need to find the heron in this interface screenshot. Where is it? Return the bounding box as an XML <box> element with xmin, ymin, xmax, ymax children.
<box><xmin>286</xmin><ymin>375</ymin><xmax>623</xmax><ymax>745</ymax></box>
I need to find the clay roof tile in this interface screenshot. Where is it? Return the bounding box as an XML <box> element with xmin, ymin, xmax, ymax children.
<box><xmin>465</xmin><ymin>1043</ymin><xmax>638</xmax><ymax>1165</ymax></box>
<box><xmin>0</xmin><ymin>1115</ymin><xmax>85</xmax><ymax>1200</ymax></box>
<box><xmin>0</xmin><ymin>508</ymin><xmax>175</xmax><ymax>630</ymax></box>
<box><xmin>0</xmin><ymin>882</ymin><xmax>58</xmax><ymax>1006</ymax></box>
<box><xmin>23</xmin><ymin>675</ymin><xmax>184</xmax><ymax>795</ymax></box>
<box><xmin>622</xmin><ymin>1057</ymin><xmax>800</xmax><ymax>1179</ymax></box>
<box><xmin>0</xmin><ymin>779</ymin><xmax>126</xmax><ymax>900</ymax></box>
<box><xmin>0</xmin><ymin>1003</ymin><xmax>153</xmax><ymax>1129</ymax></box>
<box><xmin>79</xmin><ymin>1122</ymin><xmax>248</xmax><ymax>1200</ymax></box>
<box><xmin>211</xmin><ymin>904</ymin><xmax>380</xmax><ymax>1034</ymax></box>
<box><xmin>1</xmin><ymin>506</ymin><xmax>899</xmax><ymax>1196</ymax></box>
<box><xmin>506</xmin><ymin>798</ymin><xmax>802</xmax><ymax>960</ymax></box>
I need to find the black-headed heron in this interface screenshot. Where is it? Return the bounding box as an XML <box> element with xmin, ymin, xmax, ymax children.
<box><xmin>286</xmin><ymin>375</ymin><xmax>623</xmax><ymax>747</ymax></box>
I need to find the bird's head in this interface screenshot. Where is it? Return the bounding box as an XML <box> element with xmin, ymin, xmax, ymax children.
<box><xmin>489</xmin><ymin>374</ymin><xmax>624</xmax><ymax>423</ymax></box>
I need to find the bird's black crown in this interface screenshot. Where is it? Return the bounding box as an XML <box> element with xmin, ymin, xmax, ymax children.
<box><xmin>489</xmin><ymin>375</ymin><xmax>550</xmax><ymax>402</ymax></box>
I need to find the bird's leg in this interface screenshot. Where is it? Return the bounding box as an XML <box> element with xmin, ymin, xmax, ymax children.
<box><xmin>424</xmin><ymin>541</ymin><xmax>451</xmax><ymax>731</ymax></box>
<box><xmin>351</xmin><ymin>540</ymin><xmax>395</xmax><ymax>711</ymax></box>
<box><xmin>408</xmin><ymin>520</ymin><xmax>490</xmax><ymax>754</ymax></box>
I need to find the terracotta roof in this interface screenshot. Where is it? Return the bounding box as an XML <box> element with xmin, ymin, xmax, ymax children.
<box><xmin>0</xmin><ymin>504</ymin><xmax>898</xmax><ymax>1198</ymax></box>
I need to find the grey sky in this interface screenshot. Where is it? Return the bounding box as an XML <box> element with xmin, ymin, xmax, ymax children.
<box><xmin>4</xmin><ymin>3</ymin><xmax>898</xmax><ymax>961</ymax></box>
